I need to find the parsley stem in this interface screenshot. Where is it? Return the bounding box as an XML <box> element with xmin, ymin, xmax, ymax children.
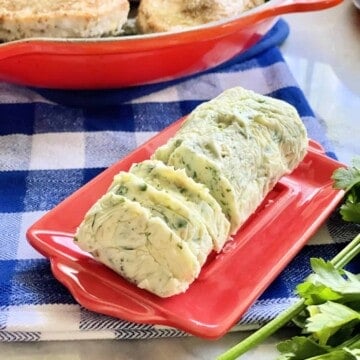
<box><xmin>331</xmin><ymin>233</ymin><xmax>360</xmax><ymax>269</ymax></box>
<box><xmin>217</xmin><ymin>233</ymin><xmax>360</xmax><ymax>360</ymax></box>
<box><xmin>217</xmin><ymin>299</ymin><xmax>306</xmax><ymax>360</ymax></box>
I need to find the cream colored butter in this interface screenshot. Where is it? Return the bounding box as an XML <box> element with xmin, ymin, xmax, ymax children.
<box><xmin>108</xmin><ymin>171</ymin><xmax>213</xmax><ymax>266</ymax></box>
<box><xmin>130</xmin><ymin>159</ymin><xmax>230</xmax><ymax>251</ymax></box>
<box><xmin>74</xmin><ymin>192</ymin><xmax>199</xmax><ymax>297</ymax></box>
<box><xmin>153</xmin><ymin>87</ymin><xmax>308</xmax><ymax>233</ymax></box>
<box><xmin>75</xmin><ymin>86</ymin><xmax>308</xmax><ymax>297</ymax></box>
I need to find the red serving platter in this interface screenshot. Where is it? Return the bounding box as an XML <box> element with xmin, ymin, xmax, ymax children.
<box><xmin>27</xmin><ymin>117</ymin><xmax>345</xmax><ymax>339</ymax></box>
<box><xmin>0</xmin><ymin>0</ymin><xmax>341</xmax><ymax>89</ymax></box>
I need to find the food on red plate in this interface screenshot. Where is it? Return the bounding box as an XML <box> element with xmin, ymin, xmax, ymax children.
<box><xmin>74</xmin><ymin>86</ymin><xmax>308</xmax><ymax>297</ymax></box>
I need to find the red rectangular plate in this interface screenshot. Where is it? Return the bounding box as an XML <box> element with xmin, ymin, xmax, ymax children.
<box><xmin>27</xmin><ymin>118</ymin><xmax>344</xmax><ymax>339</ymax></box>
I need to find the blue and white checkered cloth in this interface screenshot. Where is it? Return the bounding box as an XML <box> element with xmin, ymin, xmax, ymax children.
<box><xmin>0</xmin><ymin>19</ymin><xmax>359</xmax><ymax>342</ymax></box>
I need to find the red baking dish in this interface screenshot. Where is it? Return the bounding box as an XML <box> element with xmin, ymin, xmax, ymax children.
<box><xmin>0</xmin><ymin>0</ymin><xmax>341</xmax><ymax>89</ymax></box>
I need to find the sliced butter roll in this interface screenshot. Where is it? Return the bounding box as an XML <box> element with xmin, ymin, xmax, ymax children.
<box><xmin>75</xmin><ymin>86</ymin><xmax>308</xmax><ymax>297</ymax></box>
<box><xmin>130</xmin><ymin>159</ymin><xmax>230</xmax><ymax>251</ymax></box>
<box><xmin>108</xmin><ymin>172</ymin><xmax>213</xmax><ymax>266</ymax></box>
<box><xmin>153</xmin><ymin>87</ymin><xmax>308</xmax><ymax>233</ymax></box>
<box><xmin>74</xmin><ymin>192</ymin><xmax>199</xmax><ymax>297</ymax></box>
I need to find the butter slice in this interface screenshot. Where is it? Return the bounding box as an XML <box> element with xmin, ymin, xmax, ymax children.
<box><xmin>74</xmin><ymin>192</ymin><xmax>199</xmax><ymax>297</ymax></box>
<box><xmin>108</xmin><ymin>172</ymin><xmax>213</xmax><ymax>267</ymax></box>
<box><xmin>130</xmin><ymin>159</ymin><xmax>230</xmax><ymax>251</ymax></box>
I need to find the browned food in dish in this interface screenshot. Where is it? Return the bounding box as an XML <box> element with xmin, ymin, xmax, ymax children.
<box><xmin>0</xmin><ymin>0</ymin><xmax>130</xmax><ymax>41</ymax></box>
<box><xmin>136</xmin><ymin>0</ymin><xmax>265</xmax><ymax>33</ymax></box>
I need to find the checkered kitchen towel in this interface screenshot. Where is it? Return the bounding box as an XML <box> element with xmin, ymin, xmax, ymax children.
<box><xmin>0</xmin><ymin>19</ymin><xmax>359</xmax><ymax>342</ymax></box>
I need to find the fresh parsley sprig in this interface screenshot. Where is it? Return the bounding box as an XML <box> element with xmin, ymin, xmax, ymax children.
<box><xmin>275</xmin><ymin>259</ymin><xmax>360</xmax><ymax>360</ymax></box>
<box><xmin>217</xmin><ymin>235</ymin><xmax>360</xmax><ymax>360</ymax></box>
<box><xmin>332</xmin><ymin>157</ymin><xmax>360</xmax><ymax>223</ymax></box>
<box><xmin>217</xmin><ymin>158</ymin><xmax>360</xmax><ymax>360</ymax></box>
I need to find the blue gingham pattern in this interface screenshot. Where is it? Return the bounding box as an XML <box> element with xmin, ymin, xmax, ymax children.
<box><xmin>0</xmin><ymin>20</ymin><xmax>359</xmax><ymax>342</ymax></box>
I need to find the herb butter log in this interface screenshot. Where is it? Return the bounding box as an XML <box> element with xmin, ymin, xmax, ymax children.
<box><xmin>153</xmin><ymin>87</ymin><xmax>308</xmax><ymax>233</ymax></box>
<box><xmin>74</xmin><ymin>86</ymin><xmax>308</xmax><ymax>297</ymax></box>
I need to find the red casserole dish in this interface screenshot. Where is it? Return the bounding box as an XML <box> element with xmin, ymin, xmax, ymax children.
<box><xmin>0</xmin><ymin>0</ymin><xmax>341</xmax><ymax>89</ymax></box>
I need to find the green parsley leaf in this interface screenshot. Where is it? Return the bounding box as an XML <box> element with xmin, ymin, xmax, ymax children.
<box><xmin>276</xmin><ymin>336</ymin><xmax>329</xmax><ymax>360</ymax></box>
<box><xmin>276</xmin><ymin>335</ymin><xmax>360</xmax><ymax>360</ymax></box>
<box><xmin>332</xmin><ymin>157</ymin><xmax>360</xmax><ymax>223</ymax></box>
<box><xmin>305</xmin><ymin>302</ymin><xmax>360</xmax><ymax>345</ymax></box>
<box><xmin>303</xmin><ymin>348</ymin><xmax>360</xmax><ymax>360</ymax></box>
<box><xmin>340</xmin><ymin>199</ymin><xmax>360</xmax><ymax>223</ymax></box>
<box><xmin>296</xmin><ymin>259</ymin><xmax>360</xmax><ymax>305</ymax></box>
<box><xmin>332</xmin><ymin>157</ymin><xmax>360</xmax><ymax>192</ymax></box>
